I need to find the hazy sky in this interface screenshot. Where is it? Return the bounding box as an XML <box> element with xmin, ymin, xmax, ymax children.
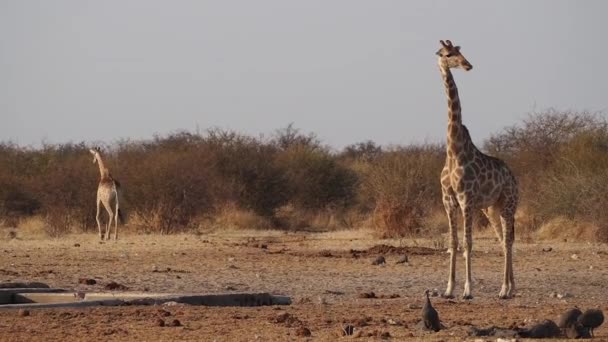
<box><xmin>1</xmin><ymin>1</ymin><xmax>606</xmax><ymax>149</ymax></box>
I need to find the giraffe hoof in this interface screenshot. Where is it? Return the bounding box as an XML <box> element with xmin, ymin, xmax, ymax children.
<box><xmin>462</xmin><ymin>294</ymin><xmax>473</xmax><ymax>300</ymax></box>
<box><xmin>498</xmin><ymin>293</ymin><xmax>512</xmax><ymax>300</ymax></box>
<box><xmin>441</xmin><ymin>293</ymin><xmax>454</xmax><ymax>299</ymax></box>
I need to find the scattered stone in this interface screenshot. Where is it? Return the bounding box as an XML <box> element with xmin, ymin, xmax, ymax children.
<box><xmin>155</xmin><ymin>318</ymin><xmax>165</xmax><ymax>327</ymax></box>
<box><xmin>260</xmin><ymin>244</ymin><xmax>268</xmax><ymax>249</ymax></box>
<box><xmin>158</xmin><ymin>309</ymin><xmax>171</xmax><ymax>317</ymax></box>
<box><xmin>342</xmin><ymin>324</ymin><xmax>355</xmax><ymax>336</ymax></box>
<box><xmin>296</xmin><ymin>297</ymin><xmax>312</xmax><ymax>304</ymax></box>
<box><xmin>323</xmin><ymin>290</ymin><xmax>345</xmax><ymax>295</ymax></box>
<box><xmin>319</xmin><ymin>250</ymin><xmax>333</xmax><ymax>257</ymax></box>
<box><xmin>549</xmin><ymin>292</ymin><xmax>558</xmax><ymax>298</ymax></box>
<box><xmin>272</xmin><ymin>312</ymin><xmax>302</xmax><ymax>327</ymax></box>
<box><xmin>430</xmin><ymin>289</ymin><xmax>440</xmax><ymax>297</ymax></box>
<box><xmin>162</xmin><ymin>301</ymin><xmax>181</xmax><ymax>307</ymax></box>
<box><xmin>557</xmin><ymin>292</ymin><xmax>573</xmax><ymax>299</ymax></box>
<box><xmin>571</xmin><ymin>253</ymin><xmax>579</xmax><ymax>260</ymax></box>
<box><xmin>380</xmin><ymin>331</ymin><xmax>391</xmax><ymax>339</ymax></box>
<box><xmin>73</xmin><ymin>243</ymin><xmax>81</xmax><ymax>247</ymax></box>
<box><xmin>358</xmin><ymin>291</ymin><xmax>376</xmax><ymax>299</ymax></box>
<box><xmin>408</xmin><ymin>303</ymin><xmax>421</xmax><ymax>310</ymax></box>
<box><xmin>541</xmin><ymin>247</ymin><xmax>552</xmax><ymax>252</ymax></box>
<box><xmin>317</xmin><ymin>296</ymin><xmax>327</xmax><ymax>305</ymax></box>
<box><xmin>295</xmin><ymin>327</ymin><xmax>311</xmax><ymax>337</ymax></box>
<box><xmin>378</xmin><ymin>293</ymin><xmax>400</xmax><ymax>299</ymax></box>
<box><xmin>169</xmin><ymin>319</ymin><xmax>181</xmax><ymax>327</ymax></box>
<box><xmin>104</xmin><ymin>281</ymin><xmax>128</xmax><ymax>291</ymax></box>
<box><xmin>78</xmin><ymin>278</ymin><xmax>96</xmax><ymax>285</ymax></box>
<box><xmin>387</xmin><ymin>318</ymin><xmax>401</xmax><ymax>325</ymax></box>
<box><xmin>395</xmin><ymin>255</ymin><xmax>408</xmax><ymax>264</ymax></box>
<box><xmin>468</xmin><ymin>325</ymin><xmax>518</xmax><ymax>338</ymax></box>
<box><xmin>372</xmin><ymin>256</ymin><xmax>386</xmax><ymax>265</ymax></box>
<box><xmin>18</xmin><ymin>309</ymin><xmax>30</xmax><ymax>317</ymax></box>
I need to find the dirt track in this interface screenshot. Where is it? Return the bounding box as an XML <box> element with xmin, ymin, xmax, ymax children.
<box><xmin>0</xmin><ymin>230</ymin><xmax>606</xmax><ymax>341</ymax></box>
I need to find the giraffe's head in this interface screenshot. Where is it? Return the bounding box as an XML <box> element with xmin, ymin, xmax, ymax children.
<box><xmin>89</xmin><ymin>147</ymin><xmax>101</xmax><ymax>164</ymax></box>
<box><xmin>436</xmin><ymin>40</ymin><xmax>472</xmax><ymax>71</ymax></box>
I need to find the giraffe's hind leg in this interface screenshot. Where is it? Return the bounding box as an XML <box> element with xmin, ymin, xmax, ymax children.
<box><xmin>113</xmin><ymin>193</ymin><xmax>119</xmax><ymax>240</ymax></box>
<box><xmin>102</xmin><ymin>200</ymin><xmax>114</xmax><ymax>241</ymax></box>
<box><xmin>498</xmin><ymin>204</ymin><xmax>516</xmax><ymax>299</ymax></box>
<box><xmin>482</xmin><ymin>206</ymin><xmax>503</xmax><ymax>242</ymax></box>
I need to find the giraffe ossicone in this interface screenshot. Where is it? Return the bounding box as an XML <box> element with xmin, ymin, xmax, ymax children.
<box><xmin>436</xmin><ymin>40</ymin><xmax>518</xmax><ymax>300</ymax></box>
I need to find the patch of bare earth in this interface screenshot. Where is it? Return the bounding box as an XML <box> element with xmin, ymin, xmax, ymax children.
<box><xmin>0</xmin><ymin>230</ymin><xmax>606</xmax><ymax>341</ymax></box>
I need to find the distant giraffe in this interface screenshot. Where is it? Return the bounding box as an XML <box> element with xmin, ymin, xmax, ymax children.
<box><xmin>436</xmin><ymin>40</ymin><xmax>518</xmax><ymax>299</ymax></box>
<box><xmin>89</xmin><ymin>147</ymin><xmax>123</xmax><ymax>240</ymax></box>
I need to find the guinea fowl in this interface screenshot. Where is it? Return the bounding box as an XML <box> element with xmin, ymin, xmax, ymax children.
<box><xmin>517</xmin><ymin>320</ymin><xmax>560</xmax><ymax>338</ymax></box>
<box><xmin>578</xmin><ymin>309</ymin><xmax>604</xmax><ymax>337</ymax></box>
<box><xmin>422</xmin><ymin>289</ymin><xmax>441</xmax><ymax>332</ymax></box>
<box><xmin>558</xmin><ymin>307</ymin><xmax>582</xmax><ymax>329</ymax></box>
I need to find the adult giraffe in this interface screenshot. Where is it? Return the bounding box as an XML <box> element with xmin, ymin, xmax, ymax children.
<box><xmin>436</xmin><ymin>40</ymin><xmax>518</xmax><ymax>299</ymax></box>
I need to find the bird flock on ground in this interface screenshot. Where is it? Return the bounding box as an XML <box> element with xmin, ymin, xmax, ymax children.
<box><xmin>421</xmin><ymin>289</ymin><xmax>604</xmax><ymax>339</ymax></box>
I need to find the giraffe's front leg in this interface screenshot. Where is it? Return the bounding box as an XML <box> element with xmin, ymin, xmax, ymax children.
<box><xmin>442</xmin><ymin>191</ymin><xmax>459</xmax><ymax>299</ymax></box>
<box><xmin>462</xmin><ymin>206</ymin><xmax>474</xmax><ymax>300</ymax></box>
<box><xmin>95</xmin><ymin>200</ymin><xmax>103</xmax><ymax>240</ymax></box>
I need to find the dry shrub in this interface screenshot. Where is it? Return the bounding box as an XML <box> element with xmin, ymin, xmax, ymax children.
<box><xmin>211</xmin><ymin>131</ymin><xmax>288</xmax><ymax>216</ymax></box>
<box><xmin>26</xmin><ymin>144</ymin><xmax>98</xmax><ymax>235</ymax></box>
<box><xmin>360</xmin><ymin>145</ymin><xmax>444</xmax><ymax>237</ymax></box>
<box><xmin>275</xmin><ymin>145</ymin><xmax>357</xmax><ymax>211</ymax></box>
<box><xmin>119</xmin><ymin>137</ymin><xmax>216</xmax><ymax>234</ymax></box>
<box><xmin>486</xmin><ymin>110</ymin><xmax>608</xmax><ymax>241</ymax></box>
<box><xmin>207</xmin><ymin>202</ymin><xmax>272</xmax><ymax>230</ymax></box>
<box><xmin>420</xmin><ymin>208</ymin><xmax>449</xmax><ymax>236</ymax></box>
<box><xmin>536</xmin><ymin>217</ymin><xmax>600</xmax><ymax>242</ymax></box>
<box><xmin>274</xmin><ymin>205</ymin><xmax>363</xmax><ymax>231</ymax></box>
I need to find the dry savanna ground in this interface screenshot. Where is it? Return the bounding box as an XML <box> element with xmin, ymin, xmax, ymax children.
<box><xmin>0</xmin><ymin>227</ymin><xmax>607</xmax><ymax>341</ymax></box>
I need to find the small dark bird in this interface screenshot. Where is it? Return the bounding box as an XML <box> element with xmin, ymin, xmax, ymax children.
<box><xmin>517</xmin><ymin>320</ymin><xmax>560</xmax><ymax>338</ymax></box>
<box><xmin>565</xmin><ymin>322</ymin><xmax>592</xmax><ymax>339</ymax></box>
<box><xmin>421</xmin><ymin>289</ymin><xmax>441</xmax><ymax>332</ymax></box>
<box><xmin>578</xmin><ymin>309</ymin><xmax>604</xmax><ymax>337</ymax></box>
<box><xmin>558</xmin><ymin>307</ymin><xmax>582</xmax><ymax>329</ymax></box>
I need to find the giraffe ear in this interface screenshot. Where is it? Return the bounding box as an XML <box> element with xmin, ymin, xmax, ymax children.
<box><xmin>455</xmin><ymin>46</ymin><xmax>461</xmax><ymax>51</ymax></box>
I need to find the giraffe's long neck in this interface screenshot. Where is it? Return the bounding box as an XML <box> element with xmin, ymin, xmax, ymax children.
<box><xmin>439</xmin><ymin>64</ymin><xmax>468</xmax><ymax>158</ymax></box>
<box><xmin>96</xmin><ymin>155</ymin><xmax>111</xmax><ymax>179</ymax></box>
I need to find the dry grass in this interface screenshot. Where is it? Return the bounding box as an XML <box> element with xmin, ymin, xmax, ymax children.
<box><xmin>205</xmin><ymin>203</ymin><xmax>273</xmax><ymax>231</ymax></box>
<box><xmin>17</xmin><ymin>216</ymin><xmax>48</xmax><ymax>239</ymax></box>
<box><xmin>536</xmin><ymin>216</ymin><xmax>600</xmax><ymax>242</ymax></box>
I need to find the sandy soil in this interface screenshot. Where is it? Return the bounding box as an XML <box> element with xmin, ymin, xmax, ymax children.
<box><xmin>0</xmin><ymin>229</ymin><xmax>607</xmax><ymax>341</ymax></box>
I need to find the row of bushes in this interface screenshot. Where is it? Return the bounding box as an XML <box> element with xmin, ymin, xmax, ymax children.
<box><xmin>1</xmin><ymin>111</ymin><xmax>608</xmax><ymax>241</ymax></box>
